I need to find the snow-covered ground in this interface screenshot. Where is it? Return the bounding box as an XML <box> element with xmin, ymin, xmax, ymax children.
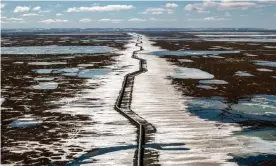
<box><xmin>132</xmin><ymin>34</ymin><xmax>276</xmax><ymax>166</ymax></box>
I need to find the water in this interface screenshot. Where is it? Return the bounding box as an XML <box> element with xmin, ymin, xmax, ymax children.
<box><xmin>152</xmin><ymin>50</ymin><xmax>240</xmax><ymax>56</ymax></box>
<box><xmin>1</xmin><ymin>46</ymin><xmax>113</xmax><ymax>55</ymax></box>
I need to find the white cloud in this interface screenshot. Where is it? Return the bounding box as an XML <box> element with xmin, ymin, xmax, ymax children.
<box><xmin>165</xmin><ymin>3</ymin><xmax>179</xmax><ymax>8</ymax></box>
<box><xmin>79</xmin><ymin>18</ymin><xmax>92</xmax><ymax>23</ymax></box>
<box><xmin>128</xmin><ymin>18</ymin><xmax>146</xmax><ymax>22</ymax></box>
<box><xmin>33</xmin><ymin>6</ymin><xmax>41</xmax><ymax>11</ymax></box>
<box><xmin>56</xmin><ymin>13</ymin><xmax>63</xmax><ymax>16</ymax></box>
<box><xmin>22</xmin><ymin>13</ymin><xmax>39</xmax><ymax>17</ymax></box>
<box><xmin>14</xmin><ymin>6</ymin><xmax>30</xmax><ymax>13</ymax></box>
<box><xmin>184</xmin><ymin>0</ymin><xmax>263</xmax><ymax>13</ymax></box>
<box><xmin>98</xmin><ymin>18</ymin><xmax>123</xmax><ymax>23</ymax></box>
<box><xmin>67</xmin><ymin>5</ymin><xmax>134</xmax><ymax>12</ymax></box>
<box><xmin>39</xmin><ymin>19</ymin><xmax>68</xmax><ymax>24</ymax></box>
<box><xmin>6</xmin><ymin>17</ymin><xmax>24</xmax><ymax>21</ymax></box>
<box><xmin>204</xmin><ymin>17</ymin><xmax>227</xmax><ymax>21</ymax></box>
<box><xmin>1</xmin><ymin>3</ymin><xmax>5</xmax><ymax>9</ymax></box>
<box><xmin>142</xmin><ymin>8</ymin><xmax>173</xmax><ymax>15</ymax></box>
<box><xmin>188</xmin><ymin>17</ymin><xmax>229</xmax><ymax>21</ymax></box>
<box><xmin>184</xmin><ymin>4</ymin><xmax>209</xmax><ymax>13</ymax></box>
<box><xmin>1</xmin><ymin>20</ymin><xmax>26</xmax><ymax>24</ymax></box>
<box><xmin>218</xmin><ymin>2</ymin><xmax>262</xmax><ymax>10</ymax></box>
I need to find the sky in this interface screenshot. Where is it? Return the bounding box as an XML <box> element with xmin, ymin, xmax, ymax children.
<box><xmin>1</xmin><ymin>1</ymin><xmax>276</xmax><ymax>29</ymax></box>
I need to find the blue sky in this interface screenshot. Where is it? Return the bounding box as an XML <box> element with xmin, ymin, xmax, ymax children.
<box><xmin>1</xmin><ymin>1</ymin><xmax>276</xmax><ymax>29</ymax></box>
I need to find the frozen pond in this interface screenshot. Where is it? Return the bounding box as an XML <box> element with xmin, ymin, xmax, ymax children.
<box><xmin>203</xmin><ymin>38</ymin><xmax>276</xmax><ymax>43</ymax></box>
<box><xmin>1</xmin><ymin>46</ymin><xmax>113</xmax><ymax>55</ymax></box>
<box><xmin>178</xmin><ymin>59</ymin><xmax>193</xmax><ymax>63</ymax></box>
<box><xmin>257</xmin><ymin>68</ymin><xmax>273</xmax><ymax>72</ymax></box>
<box><xmin>188</xmin><ymin>95</ymin><xmax>276</xmax><ymax>124</ymax></box>
<box><xmin>196</xmin><ymin>85</ymin><xmax>217</xmax><ymax>90</ymax></box>
<box><xmin>78</xmin><ymin>69</ymin><xmax>111</xmax><ymax>78</ymax></box>
<box><xmin>235</xmin><ymin>71</ymin><xmax>254</xmax><ymax>77</ymax></box>
<box><xmin>9</xmin><ymin>116</ymin><xmax>42</xmax><ymax>128</ymax></box>
<box><xmin>231</xmin><ymin>95</ymin><xmax>276</xmax><ymax>117</ymax></box>
<box><xmin>199</xmin><ymin>79</ymin><xmax>228</xmax><ymax>84</ymax></box>
<box><xmin>169</xmin><ymin>67</ymin><xmax>214</xmax><ymax>79</ymax></box>
<box><xmin>264</xmin><ymin>46</ymin><xmax>276</xmax><ymax>49</ymax></box>
<box><xmin>152</xmin><ymin>50</ymin><xmax>240</xmax><ymax>56</ymax></box>
<box><xmin>34</xmin><ymin>77</ymin><xmax>55</xmax><ymax>81</ymax></box>
<box><xmin>253</xmin><ymin>60</ymin><xmax>276</xmax><ymax>68</ymax></box>
<box><xmin>32</xmin><ymin>82</ymin><xmax>58</xmax><ymax>89</ymax></box>
<box><xmin>28</xmin><ymin>62</ymin><xmax>67</xmax><ymax>65</ymax></box>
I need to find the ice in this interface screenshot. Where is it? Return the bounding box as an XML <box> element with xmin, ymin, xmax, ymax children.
<box><xmin>196</xmin><ymin>85</ymin><xmax>217</xmax><ymax>90</ymax></box>
<box><xmin>34</xmin><ymin>77</ymin><xmax>55</xmax><ymax>81</ymax></box>
<box><xmin>77</xmin><ymin>64</ymin><xmax>95</xmax><ymax>67</ymax></box>
<box><xmin>32</xmin><ymin>69</ymin><xmax>53</xmax><ymax>74</ymax></box>
<box><xmin>204</xmin><ymin>38</ymin><xmax>276</xmax><ymax>43</ymax></box>
<box><xmin>235</xmin><ymin>71</ymin><xmax>254</xmax><ymax>77</ymax></box>
<box><xmin>199</xmin><ymin>79</ymin><xmax>228</xmax><ymax>84</ymax></box>
<box><xmin>231</xmin><ymin>95</ymin><xmax>276</xmax><ymax>115</ymax></box>
<box><xmin>152</xmin><ymin>50</ymin><xmax>240</xmax><ymax>56</ymax></box>
<box><xmin>208</xmin><ymin>55</ymin><xmax>225</xmax><ymax>59</ymax></box>
<box><xmin>28</xmin><ymin>62</ymin><xmax>67</xmax><ymax>65</ymax></box>
<box><xmin>244</xmin><ymin>53</ymin><xmax>258</xmax><ymax>57</ymax></box>
<box><xmin>77</xmin><ymin>69</ymin><xmax>111</xmax><ymax>78</ymax></box>
<box><xmin>264</xmin><ymin>46</ymin><xmax>276</xmax><ymax>49</ymax></box>
<box><xmin>253</xmin><ymin>60</ymin><xmax>276</xmax><ymax>68</ymax></box>
<box><xmin>1</xmin><ymin>98</ymin><xmax>5</xmax><ymax>105</ymax></box>
<box><xmin>9</xmin><ymin>116</ymin><xmax>42</xmax><ymax>128</ymax></box>
<box><xmin>178</xmin><ymin>59</ymin><xmax>193</xmax><ymax>63</ymax></box>
<box><xmin>169</xmin><ymin>67</ymin><xmax>214</xmax><ymax>79</ymax></box>
<box><xmin>257</xmin><ymin>68</ymin><xmax>273</xmax><ymax>72</ymax></box>
<box><xmin>52</xmin><ymin>68</ymin><xmax>79</xmax><ymax>73</ymax></box>
<box><xmin>13</xmin><ymin>61</ymin><xmax>24</xmax><ymax>64</ymax></box>
<box><xmin>32</xmin><ymin>82</ymin><xmax>58</xmax><ymax>89</ymax></box>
